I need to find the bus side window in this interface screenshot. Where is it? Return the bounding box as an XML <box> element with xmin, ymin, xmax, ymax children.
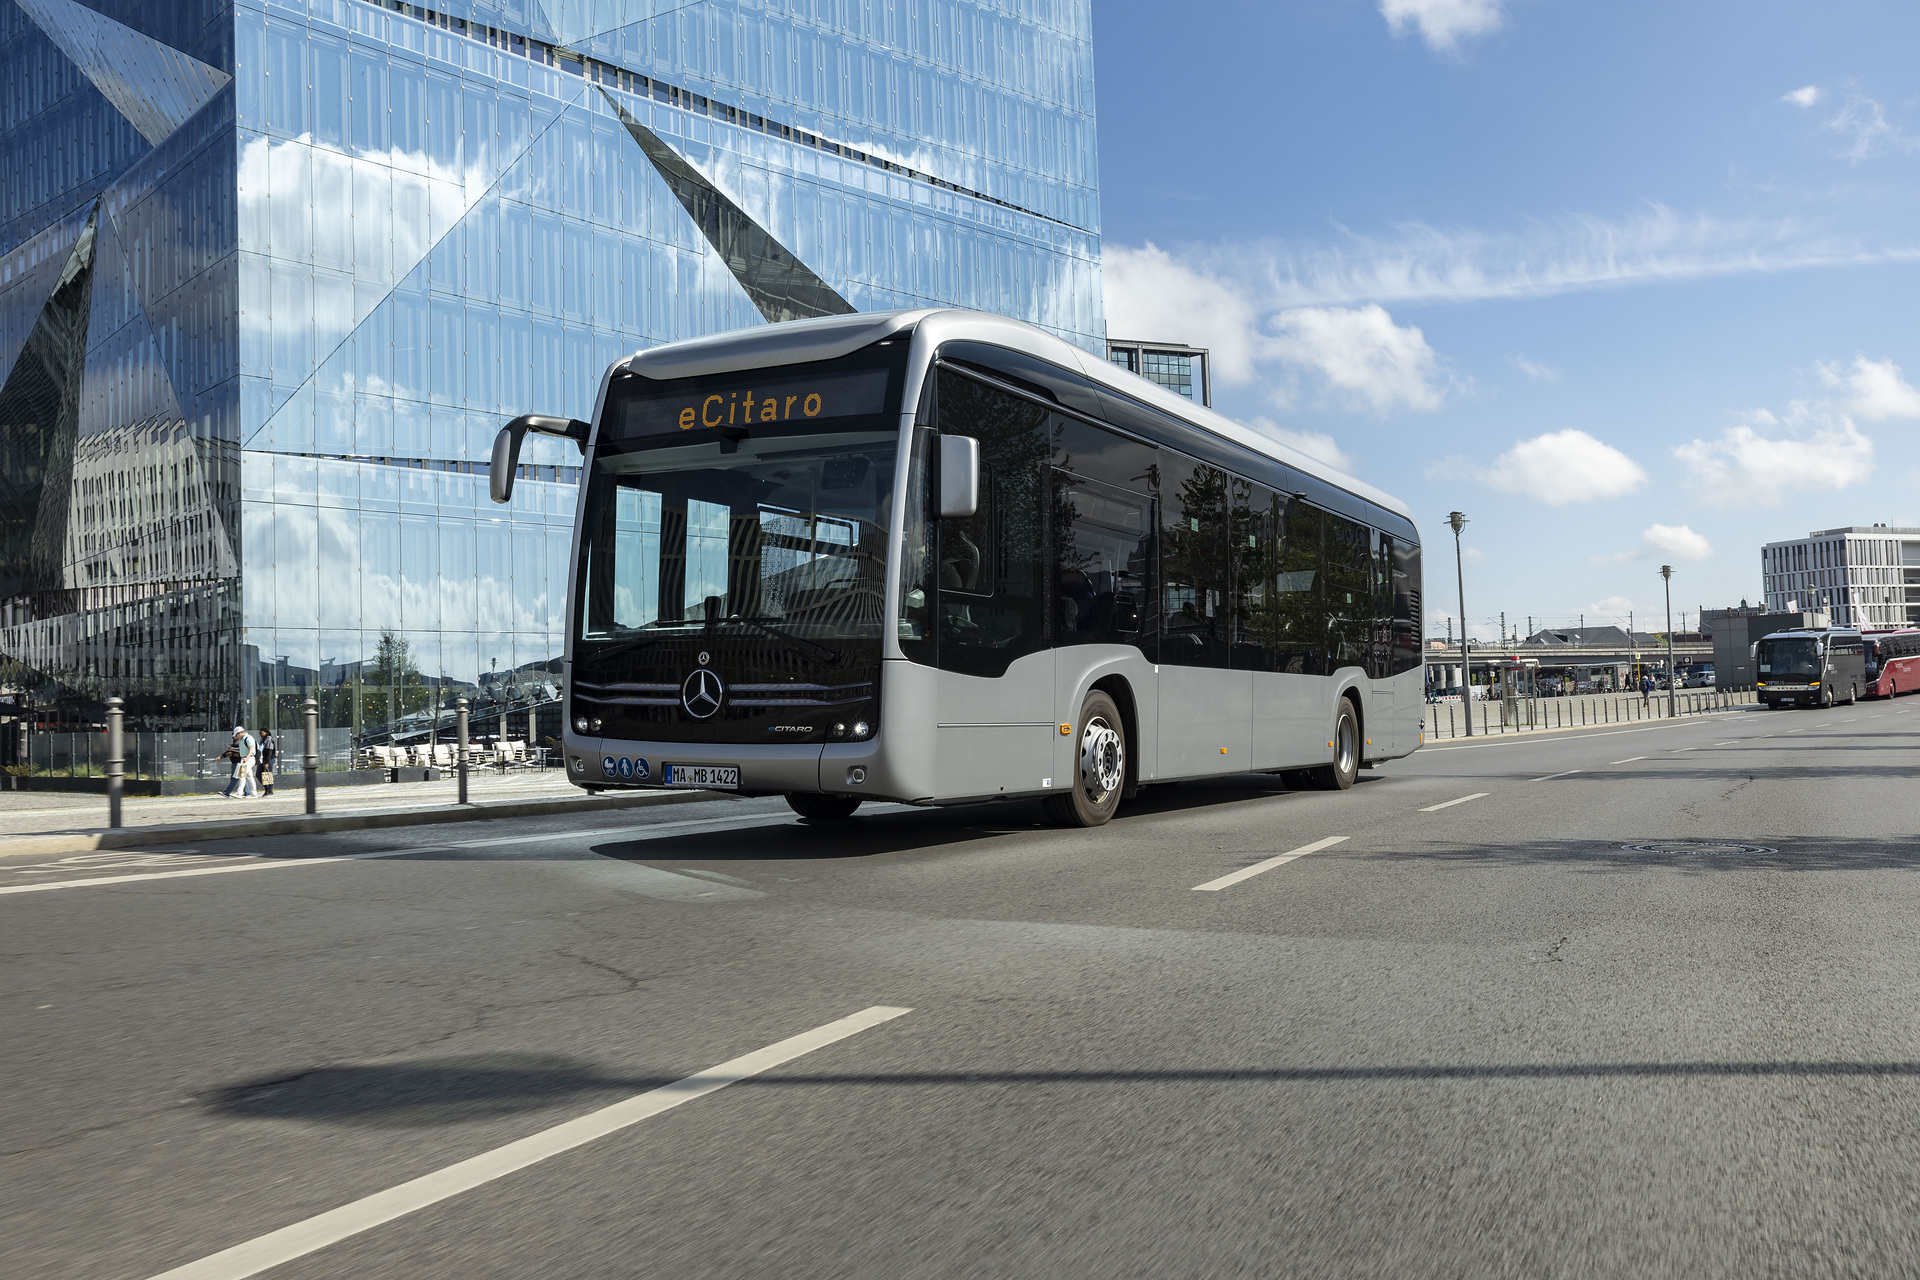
<box><xmin>1158</xmin><ymin>455</ymin><xmax>1230</xmax><ymax>669</ymax></box>
<box><xmin>1275</xmin><ymin>499</ymin><xmax>1325</xmax><ymax>676</ymax></box>
<box><xmin>933</xmin><ymin>368</ymin><xmax>1049</xmax><ymax>678</ymax></box>
<box><xmin>1391</xmin><ymin>538</ymin><xmax>1422</xmax><ymax>675</ymax></box>
<box><xmin>1324</xmin><ymin>512</ymin><xmax>1371</xmax><ymax>673</ymax></box>
<box><xmin>1053</xmin><ymin>475</ymin><xmax>1152</xmax><ymax>650</ymax></box>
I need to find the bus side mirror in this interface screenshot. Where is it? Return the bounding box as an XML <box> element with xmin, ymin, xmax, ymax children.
<box><xmin>490</xmin><ymin>414</ymin><xmax>590</xmax><ymax>504</ymax></box>
<box><xmin>938</xmin><ymin>435</ymin><xmax>980</xmax><ymax>519</ymax></box>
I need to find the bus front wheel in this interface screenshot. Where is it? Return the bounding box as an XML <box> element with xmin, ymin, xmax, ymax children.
<box><xmin>1309</xmin><ymin>699</ymin><xmax>1361</xmax><ymax>791</ymax></box>
<box><xmin>786</xmin><ymin>793</ymin><xmax>862</xmax><ymax>820</ymax></box>
<box><xmin>1044</xmin><ymin>690</ymin><xmax>1126</xmax><ymax>828</ymax></box>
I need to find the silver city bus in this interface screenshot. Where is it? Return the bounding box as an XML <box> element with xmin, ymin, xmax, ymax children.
<box><xmin>490</xmin><ymin>309</ymin><xmax>1426</xmax><ymax>826</ymax></box>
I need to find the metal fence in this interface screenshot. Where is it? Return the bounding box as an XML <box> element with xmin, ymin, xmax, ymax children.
<box><xmin>16</xmin><ymin>729</ymin><xmax>355</xmax><ymax>780</ymax></box>
<box><xmin>1426</xmin><ymin>689</ymin><xmax>1758</xmax><ymax>740</ymax></box>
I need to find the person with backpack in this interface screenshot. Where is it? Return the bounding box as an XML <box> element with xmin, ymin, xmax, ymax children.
<box><xmin>220</xmin><ymin>725</ymin><xmax>258</xmax><ymax>798</ymax></box>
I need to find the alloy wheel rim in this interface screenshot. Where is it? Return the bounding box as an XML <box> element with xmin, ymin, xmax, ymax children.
<box><xmin>1081</xmin><ymin>716</ymin><xmax>1124</xmax><ymax>802</ymax></box>
<box><xmin>1338</xmin><ymin>717</ymin><xmax>1357</xmax><ymax>775</ymax></box>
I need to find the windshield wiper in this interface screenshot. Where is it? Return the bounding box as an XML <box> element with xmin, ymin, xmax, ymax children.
<box><xmin>585</xmin><ymin>634</ymin><xmax>665</xmax><ymax>664</ymax></box>
<box><xmin>726</xmin><ymin>615</ymin><xmax>841</xmax><ymax>663</ymax></box>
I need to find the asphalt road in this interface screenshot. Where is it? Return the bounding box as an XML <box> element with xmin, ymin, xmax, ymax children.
<box><xmin>9</xmin><ymin>698</ymin><xmax>1920</xmax><ymax>1279</ymax></box>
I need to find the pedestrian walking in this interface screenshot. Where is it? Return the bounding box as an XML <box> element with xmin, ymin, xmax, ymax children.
<box><xmin>1641</xmin><ymin>673</ymin><xmax>1653</xmax><ymax>706</ymax></box>
<box><xmin>220</xmin><ymin>725</ymin><xmax>258</xmax><ymax>798</ymax></box>
<box><xmin>258</xmin><ymin>729</ymin><xmax>276</xmax><ymax>796</ymax></box>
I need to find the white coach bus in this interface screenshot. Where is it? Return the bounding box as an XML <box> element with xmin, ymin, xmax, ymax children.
<box><xmin>490</xmin><ymin>309</ymin><xmax>1424</xmax><ymax>827</ymax></box>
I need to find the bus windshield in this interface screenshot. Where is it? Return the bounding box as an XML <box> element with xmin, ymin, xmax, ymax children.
<box><xmin>1757</xmin><ymin>637</ymin><xmax>1821</xmax><ymax>679</ymax></box>
<box><xmin>575</xmin><ymin>345</ymin><xmax>906</xmax><ymax>652</ymax></box>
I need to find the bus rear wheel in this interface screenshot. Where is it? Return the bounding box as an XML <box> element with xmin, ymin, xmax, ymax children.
<box><xmin>1308</xmin><ymin>699</ymin><xmax>1361</xmax><ymax>791</ymax></box>
<box><xmin>1044</xmin><ymin>691</ymin><xmax>1126</xmax><ymax>828</ymax></box>
<box><xmin>786</xmin><ymin>793</ymin><xmax>862</xmax><ymax>820</ymax></box>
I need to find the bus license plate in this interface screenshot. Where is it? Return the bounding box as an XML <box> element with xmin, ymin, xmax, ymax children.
<box><xmin>663</xmin><ymin>763</ymin><xmax>738</xmax><ymax>790</ymax></box>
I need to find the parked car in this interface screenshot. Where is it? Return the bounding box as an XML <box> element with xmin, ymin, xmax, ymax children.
<box><xmin>1682</xmin><ymin>671</ymin><xmax>1715</xmax><ymax>688</ymax></box>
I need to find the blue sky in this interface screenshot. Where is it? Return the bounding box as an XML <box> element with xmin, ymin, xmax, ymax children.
<box><xmin>1092</xmin><ymin>0</ymin><xmax>1920</xmax><ymax>638</ymax></box>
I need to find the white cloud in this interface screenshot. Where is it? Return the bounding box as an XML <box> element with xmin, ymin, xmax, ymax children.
<box><xmin>1513</xmin><ymin>355</ymin><xmax>1560</xmax><ymax>381</ymax></box>
<box><xmin>1103</xmin><ymin>242</ymin><xmax>1266</xmax><ymax>384</ymax></box>
<box><xmin>1782</xmin><ymin>85</ymin><xmax>1822</xmax><ymax>108</ymax></box>
<box><xmin>1487</xmin><ymin>430</ymin><xmax>1648</xmax><ymax>505</ymax></box>
<box><xmin>1673</xmin><ymin>405</ymin><xmax>1874</xmax><ymax>505</ymax></box>
<box><xmin>1124</xmin><ymin>205</ymin><xmax>1920</xmax><ymax>313</ymax></box>
<box><xmin>1642</xmin><ymin>523</ymin><xmax>1714</xmax><ymax>561</ymax></box>
<box><xmin>1380</xmin><ymin>0</ymin><xmax>1506</xmax><ymax>51</ymax></box>
<box><xmin>1103</xmin><ymin>245</ymin><xmax>1449</xmax><ymax>412</ymax></box>
<box><xmin>1267</xmin><ymin>305</ymin><xmax>1444</xmax><ymax>412</ymax></box>
<box><xmin>1584</xmin><ymin>595</ymin><xmax>1638</xmax><ymax>620</ymax></box>
<box><xmin>1827</xmin><ymin>94</ymin><xmax>1920</xmax><ymax>161</ymax></box>
<box><xmin>1822</xmin><ymin>355</ymin><xmax>1920</xmax><ymax>420</ymax></box>
<box><xmin>1248</xmin><ymin>419</ymin><xmax>1353</xmax><ymax>471</ymax></box>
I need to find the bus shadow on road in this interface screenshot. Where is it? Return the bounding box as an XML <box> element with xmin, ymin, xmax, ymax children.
<box><xmin>1379</xmin><ymin>835</ymin><xmax>1920</xmax><ymax>873</ymax></box>
<box><xmin>205</xmin><ymin>1054</ymin><xmax>666</xmax><ymax>1128</ymax></box>
<box><xmin>206</xmin><ymin>1052</ymin><xmax>1920</xmax><ymax>1128</ymax></box>
<box><xmin>579</xmin><ymin>776</ymin><xmax>1356</xmax><ymax>863</ymax></box>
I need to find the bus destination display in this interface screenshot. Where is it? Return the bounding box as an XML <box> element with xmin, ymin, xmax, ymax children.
<box><xmin>615</xmin><ymin>368</ymin><xmax>890</xmax><ymax>440</ymax></box>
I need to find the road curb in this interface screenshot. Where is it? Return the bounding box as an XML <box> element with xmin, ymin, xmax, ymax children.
<box><xmin>0</xmin><ymin>788</ymin><xmax>721</xmax><ymax>859</ymax></box>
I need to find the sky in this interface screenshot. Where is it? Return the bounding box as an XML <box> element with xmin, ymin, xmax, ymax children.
<box><xmin>1090</xmin><ymin>0</ymin><xmax>1920</xmax><ymax>640</ymax></box>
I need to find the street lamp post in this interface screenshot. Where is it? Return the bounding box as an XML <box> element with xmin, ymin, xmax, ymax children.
<box><xmin>1661</xmin><ymin>565</ymin><xmax>1676</xmax><ymax>718</ymax></box>
<box><xmin>1448</xmin><ymin>512</ymin><xmax>1472</xmax><ymax>736</ymax></box>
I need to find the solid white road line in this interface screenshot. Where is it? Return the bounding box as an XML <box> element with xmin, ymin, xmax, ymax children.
<box><xmin>1419</xmin><ymin>793</ymin><xmax>1488</xmax><ymax>813</ymax></box>
<box><xmin>0</xmin><ymin>848</ymin><xmax>427</xmax><ymax>896</ymax></box>
<box><xmin>1192</xmin><ymin>836</ymin><xmax>1348</xmax><ymax>891</ymax></box>
<box><xmin>1528</xmin><ymin>770</ymin><xmax>1581</xmax><ymax>783</ymax></box>
<box><xmin>146</xmin><ymin>1006</ymin><xmax>913</xmax><ymax>1280</ymax></box>
<box><xmin>1611</xmin><ymin>757</ymin><xmax>1647</xmax><ymax>764</ymax></box>
<box><xmin>0</xmin><ymin>811</ymin><xmax>812</xmax><ymax>897</ymax></box>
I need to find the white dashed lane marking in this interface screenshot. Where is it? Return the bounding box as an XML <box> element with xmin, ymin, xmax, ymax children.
<box><xmin>1419</xmin><ymin>793</ymin><xmax>1488</xmax><ymax>813</ymax></box>
<box><xmin>1192</xmin><ymin>836</ymin><xmax>1349</xmax><ymax>892</ymax></box>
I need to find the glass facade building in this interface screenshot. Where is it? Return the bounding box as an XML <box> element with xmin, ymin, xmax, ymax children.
<box><xmin>0</xmin><ymin>0</ymin><xmax>1102</xmax><ymax>745</ymax></box>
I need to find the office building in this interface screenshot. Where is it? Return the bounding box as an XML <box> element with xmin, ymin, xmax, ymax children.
<box><xmin>1106</xmin><ymin>339</ymin><xmax>1209</xmax><ymax>406</ymax></box>
<box><xmin>0</xmin><ymin>0</ymin><xmax>1104</xmax><ymax>742</ymax></box>
<box><xmin>1760</xmin><ymin>526</ymin><xmax>1920</xmax><ymax>631</ymax></box>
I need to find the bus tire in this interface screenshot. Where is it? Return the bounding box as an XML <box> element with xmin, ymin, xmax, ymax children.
<box><xmin>1044</xmin><ymin>691</ymin><xmax>1126</xmax><ymax>827</ymax></box>
<box><xmin>1309</xmin><ymin>699</ymin><xmax>1361</xmax><ymax>791</ymax></box>
<box><xmin>786</xmin><ymin>792</ymin><xmax>862</xmax><ymax>820</ymax></box>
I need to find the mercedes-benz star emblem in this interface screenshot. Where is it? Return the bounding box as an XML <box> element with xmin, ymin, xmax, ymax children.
<box><xmin>682</xmin><ymin>668</ymin><xmax>724</xmax><ymax>719</ymax></box>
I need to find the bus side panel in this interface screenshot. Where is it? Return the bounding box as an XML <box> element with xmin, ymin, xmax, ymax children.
<box><xmin>1389</xmin><ymin>666</ymin><xmax>1425</xmax><ymax>755</ymax></box>
<box><xmin>846</xmin><ymin>659</ymin><xmax>942</xmax><ymax>802</ymax></box>
<box><xmin>931</xmin><ymin>649</ymin><xmax>1058</xmax><ymax>799</ymax></box>
<box><xmin>1368</xmin><ymin>674</ymin><xmax>1396</xmax><ymax>758</ymax></box>
<box><xmin>1252</xmin><ymin>670</ymin><xmax>1326</xmax><ymax>771</ymax></box>
<box><xmin>1051</xmin><ymin>647</ymin><xmax>1160</xmax><ymax>788</ymax></box>
<box><xmin>1158</xmin><ymin>666</ymin><xmax>1252</xmax><ymax>780</ymax></box>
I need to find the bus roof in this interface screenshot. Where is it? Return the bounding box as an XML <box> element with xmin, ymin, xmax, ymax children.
<box><xmin>617</xmin><ymin>308</ymin><xmax>1416</xmax><ymax>526</ymax></box>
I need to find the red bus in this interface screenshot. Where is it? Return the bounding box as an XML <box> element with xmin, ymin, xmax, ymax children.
<box><xmin>1864</xmin><ymin>629</ymin><xmax>1920</xmax><ymax>698</ymax></box>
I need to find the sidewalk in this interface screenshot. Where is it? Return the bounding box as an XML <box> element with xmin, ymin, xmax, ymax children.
<box><xmin>1425</xmin><ymin>689</ymin><xmax>1759</xmax><ymax>740</ymax></box>
<box><xmin>0</xmin><ymin>769</ymin><xmax>721</xmax><ymax>858</ymax></box>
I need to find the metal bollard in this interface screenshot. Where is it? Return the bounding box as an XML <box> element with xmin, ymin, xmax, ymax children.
<box><xmin>456</xmin><ymin>696</ymin><xmax>469</xmax><ymax>805</ymax></box>
<box><xmin>303</xmin><ymin>696</ymin><xmax>318</xmax><ymax>816</ymax></box>
<box><xmin>106</xmin><ymin>696</ymin><xmax>124</xmax><ymax>829</ymax></box>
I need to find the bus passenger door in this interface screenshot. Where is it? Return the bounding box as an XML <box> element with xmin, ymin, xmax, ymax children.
<box><xmin>929</xmin><ymin>369</ymin><xmax>1055</xmax><ymax>798</ymax></box>
<box><xmin>1252</xmin><ymin>496</ymin><xmax>1327</xmax><ymax>769</ymax></box>
<box><xmin>1369</xmin><ymin>530</ymin><xmax>1397</xmax><ymax>756</ymax></box>
<box><xmin>1155</xmin><ymin>457</ymin><xmax>1250</xmax><ymax>776</ymax></box>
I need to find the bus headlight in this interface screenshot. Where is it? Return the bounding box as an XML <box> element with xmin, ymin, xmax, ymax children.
<box><xmin>826</xmin><ymin>720</ymin><xmax>874</xmax><ymax>741</ymax></box>
<box><xmin>572</xmin><ymin>715</ymin><xmax>601</xmax><ymax>732</ymax></box>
